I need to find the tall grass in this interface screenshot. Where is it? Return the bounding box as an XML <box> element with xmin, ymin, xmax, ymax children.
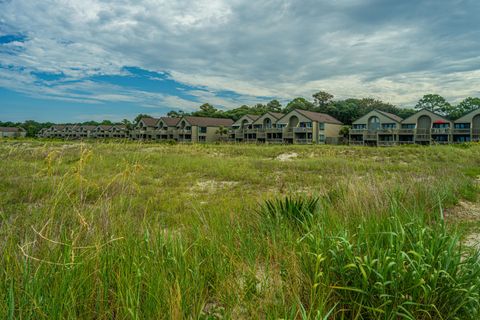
<box><xmin>0</xmin><ymin>140</ymin><xmax>479</xmax><ymax>318</ymax></box>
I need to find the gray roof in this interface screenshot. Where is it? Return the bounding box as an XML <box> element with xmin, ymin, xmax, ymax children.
<box><xmin>140</xmin><ymin>117</ymin><xmax>159</xmax><ymax>127</ymax></box>
<box><xmin>0</xmin><ymin>127</ymin><xmax>25</xmax><ymax>132</ymax></box>
<box><xmin>183</xmin><ymin>116</ymin><xmax>234</xmax><ymax>127</ymax></box>
<box><xmin>159</xmin><ymin>117</ymin><xmax>181</xmax><ymax>127</ymax></box>
<box><xmin>376</xmin><ymin>110</ymin><xmax>403</xmax><ymax>123</ymax></box>
<box><xmin>296</xmin><ymin>109</ymin><xmax>343</xmax><ymax>125</ymax></box>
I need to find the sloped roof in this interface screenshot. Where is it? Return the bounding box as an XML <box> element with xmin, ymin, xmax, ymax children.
<box><xmin>0</xmin><ymin>127</ymin><xmax>24</xmax><ymax>132</ymax></box>
<box><xmin>96</xmin><ymin>125</ymin><xmax>113</xmax><ymax>130</ymax></box>
<box><xmin>402</xmin><ymin>108</ymin><xmax>451</xmax><ymax>124</ymax></box>
<box><xmin>111</xmin><ymin>125</ymin><xmax>127</xmax><ymax>130</ymax></box>
<box><xmin>139</xmin><ymin>117</ymin><xmax>159</xmax><ymax>127</ymax></box>
<box><xmin>454</xmin><ymin>107</ymin><xmax>480</xmax><ymax>122</ymax></box>
<box><xmin>376</xmin><ymin>110</ymin><xmax>403</xmax><ymax>123</ymax></box>
<box><xmin>80</xmin><ymin>125</ymin><xmax>97</xmax><ymax>130</ymax></box>
<box><xmin>269</xmin><ymin>112</ymin><xmax>285</xmax><ymax>119</ymax></box>
<box><xmin>296</xmin><ymin>109</ymin><xmax>343</xmax><ymax>124</ymax></box>
<box><xmin>183</xmin><ymin>116</ymin><xmax>234</xmax><ymax>127</ymax></box>
<box><xmin>159</xmin><ymin>117</ymin><xmax>181</xmax><ymax>126</ymax></box>
<box><xmin>245</xmin><ymin>114</ymin><xmax>261</xmax><ymax>121</ymax></box>
<box><xmin>52</xmin><ymin>125</ymin><xmax>66</xmax><ymax>130</ymax></box>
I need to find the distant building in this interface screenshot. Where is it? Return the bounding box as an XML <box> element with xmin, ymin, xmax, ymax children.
<box><xmin>0</xmin><ymin>127</ymin><xmax>27</xmax><ymax>138</ymax></box>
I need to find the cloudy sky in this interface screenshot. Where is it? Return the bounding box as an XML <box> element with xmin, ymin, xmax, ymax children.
<box><xmin>1</xmin><ymin>0</ymin><xmax>479</xmax><ymax>122</ymax></box>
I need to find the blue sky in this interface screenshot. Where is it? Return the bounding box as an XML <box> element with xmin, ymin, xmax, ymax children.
<box><xmin>1</xmin><ymin>0</ymin><xmax>479</xmax><ymax>122</ymax></box>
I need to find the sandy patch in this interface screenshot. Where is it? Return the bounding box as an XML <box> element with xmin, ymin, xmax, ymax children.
<box><xmin>276</xmin><ymin>152</ymin><xmax>298</xmax><ymax>161</ymax></box>
<box><xmin>445</xmin><ymin>201</ymin><xmax>480</xmax><ymax>222</ymax></box>
<box><xmin>192</xmin><ymin>180</ymin><xmax>239</xmax><ymax>193</ymax></box>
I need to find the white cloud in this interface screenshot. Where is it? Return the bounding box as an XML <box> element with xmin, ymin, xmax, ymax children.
<box><xmin>1</xmin><ymin>0</ymin><xmax>479</xmax><ymax>113</ymax></box>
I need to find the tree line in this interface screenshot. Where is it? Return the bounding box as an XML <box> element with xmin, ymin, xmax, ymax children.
<box><xmin>2</xmin><ymin>93</ymin><xmax>479</xmax><ymax>137</ymax></box>
<box><xmin>164</xmin><ymin>92</ymin><xmax>480</xmax><ymax>123</ymax></box>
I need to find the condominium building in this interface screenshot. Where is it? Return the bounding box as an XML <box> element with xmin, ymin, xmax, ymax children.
<box><xmin>453</xmin><ymin>108</ymin><xmax>480</xmax><ymax>143</ymax></box>
<box><xmin>349</xmin><ymin>110</ymin><xmax>403</xmax><ymax>146</ymax></box>
<box><xmin>175</xmin><ymin>116</ymin><xmax>234</xmax><ymax>142</ymax></box>
<box><xmin>349</xmin><ymin>108</ymin><xmax>480</xmax><ymax>146</ymax></box>
<box><xmin>230</xmin><ymin>114</ymin><xmax>261</xmax><ymax>142</ymax></box>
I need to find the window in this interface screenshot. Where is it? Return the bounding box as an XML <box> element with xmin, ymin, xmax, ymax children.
<box><xmin>277</xmin><ymin>124</ymin><xmax>286</xmax><ymax>128</ymax></box>
<box><xmin>352</xmin><ymin>124</ymin><xmax>366</xmax><ymax>129</ymax></box>
<box><xmin>199</xmin><ymin>127</ymin><xmax>207</xmax><ymax>134</ymax></box>
<box><xmin>319</xmin><ymin>123</ymin><xmax>325</xmax><ymax>130</ymax></box>
<box><xmin>402</xmin><ymin>124</ymin><xmax>415</xmax><ymax>129</ymax></box>
<box><xmin>432</xmin><ymin>123</ymin><xmax>449</xmax><ymax>129</ymax></box>
<box><xmin>368</xmin><ymin>116</ymin><xmax>380</xmax><ymax>130</ymax></box>
<box><xmin>382</xmin><ymin>123</ymin><xmax>396</xmax><ymax>129</ymax></box>
<box><xmin>199</xmin><ymin>136</ymin><xmax>206</xmax><ymax>142</ymax></box>
<box><xmin>299</xmin><ymin>122</ymin><xmax>312</xmax><ymax>128</ymax></box>
<box><xmin>319</xmin><ymin>134</ymin><xmax>325</xmax><ymax>141</ymax></box>
<box><xmin>454</xmin><ymin>123</ymin><xmax>470</xmax><ymax>129</ymax></box>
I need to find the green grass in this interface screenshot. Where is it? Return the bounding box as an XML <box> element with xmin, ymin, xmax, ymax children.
<box><xmin>1</xmin><ymin>139</ymin><xmax>479</xmax><ymax>319</ymax></box>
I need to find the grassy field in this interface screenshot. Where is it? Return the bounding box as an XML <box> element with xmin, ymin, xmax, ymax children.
<box><xmin>1</xmin><ymin>140</ymin><xmax>480</xmax><ymax>319</ymax></box>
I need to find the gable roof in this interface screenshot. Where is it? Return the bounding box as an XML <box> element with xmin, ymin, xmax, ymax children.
<box><xmin>158</xmin><ymin>117</ymin><xmax>181</xmax><ymax>127</ymax></box>
<box><xmin>269</xmin><ymin>112</ymin><xmax>285</xmax><ymax>119</ymax></box>
<box><xmin>52</xmin><ymin>125</ymin><xmax>66</xmax><ymax>130</ymax></box>
<box><xmin>401</xmin><ymin>108</ymin><xmax>451</xmax><ymax>124</ymax></box>
<box><xmin>80</xmin><ymin>125</ymin><xmax>97</xmax><ymax>130</ymax></box>
<box><xmin>139</xmin><ymin>117</ymin><xmax>159</xmax><ymax>127</ymax></box>
<box><xmin>245</xmin><ymin>114</ymin><xmax>261</xmax><ymax>121</ymax></box>
<box><xmin>376</xmin><ymin>110</ymin><xmax>403</xmax><ymax>123</ymax></box>
<box><xmin>454</xmin><ymin>107</ymin><xmax>480</xmax><ymax>122</ymax></box>
<box><xmin>0</xmin><ymin>127</ymin><xmax>24</xmax><ymax>132</ymax></box>
<box><xmin>252</xmin><ymin>111</ymin><xmax>286</xmax><ymax>125</ymax></box>
<box><xmin>182</xmin><ymin>116</ymin><xmax>234</xmax><ymax>127</ymax></box>
<box><xmin>96</xmin><ymin>125</ymin><xmax>113</xmax><ymax>130</ymax></box>
<box><xmin>296</xmin><ymin>109</ymin><xmax>343</xmax><ymax>124</ymax></box>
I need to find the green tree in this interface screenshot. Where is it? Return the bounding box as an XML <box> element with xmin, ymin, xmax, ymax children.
<box><xmin>266</xmin><ymin>100</ymin><xmax>282</xmax><ymax>112</ymax></box>
<box><xmin>122</xmin><ymin>119</ymin><xmax>133</xmax><ymax>130</ymax></box>
<box><xmin>415</xmin><ymin>94</ymin><xmax>452</xmax><ymax>115</ymax></box>
<box><xmin>451</xmin><ymin>97</ymin><xmax>480</xmax><ymax>119</ymax></box>
<box><xmin>167</xmin><ymin>110</ymin><xmax>185</xmax><ymax>118</ymax></box>
<box><xmin>283</xmin><ymin>97</ymin><xmax>315</xmax><ymax>113</ymax></box>
<box><xmin>134</xmin><ymin>114</ymin><xmax>152</xmax><ymax>124</ymax></box>
<box><xmin>215</xmin><ymin>126</ymin><xmax>228</xmax><ymax>141</ymax></box>
<box><xmin>312</xmin><ymin>91</ymin><xmax>334</xmax><ymax>108</ymax></box>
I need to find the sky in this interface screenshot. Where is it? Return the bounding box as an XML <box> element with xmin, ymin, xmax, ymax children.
<box><xmin>1</xmin><ymin>0</ymin><xmax>479</xmax><ymax>123</ymax></box>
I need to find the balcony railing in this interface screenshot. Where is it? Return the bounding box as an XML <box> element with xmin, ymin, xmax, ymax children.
<box><xmin>293</xmin><ymin>127</ymin><xmax>313</xmax><ymax>133</ymax></box>
<box><xmin>349</xmin><ymin>141</ymin><xmax>364</xmax><ymax>145</ymax></box>
<box><xmin>295</xmin><ymin>138</ymin><xmax>313</xmax><ymax>144</ymax></box>
<box><xmin>453</xmin><ymin>129</ymin><xmax>471</xmax><ymax>134</ymax></box>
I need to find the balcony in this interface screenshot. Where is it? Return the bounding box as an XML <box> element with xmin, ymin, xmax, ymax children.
<box><xmin>177</xmin><ymin>129</ymin><xmax>192</xmax><ymax>134</ymax></box>
<box><xmin>431</xmin><ymin>128</ymin><xmax>451</xmax><ymax>134</ymax></box>
<box><xmin>452</xmin><ymin>128</ymin><xmax>471</xmax><ymax>134</ymax></box>
<box><xmin>364</xmin><ymin>133</ymin><xmax>377</xmax><ymax>140</ymax></box>
<box><xmin>377</xmin><ymin>129</ymin><xmax>398</xmax><ymax>134</ymax></box>
<box><xmin>295</xmin><ymin>138</ymin><xmax>313</xmax><ymax>144</ymax></box>
<box><xmin>398</xmin><ymin>129</ymin><xmax>415</xmax><ymax>134</ymax></box>
<box><xmin>293</xmin><ymin>127</ymin><xmax>313</xmax><ymax>133</ymax></box>
<box><xmin>349</xmin><ymin>129</ymin><xmax>366</xmax><ymax>135</ymax></box>
<box><xmin>377</xmin><ymin>140</ymin><xmax>398</xmax><ymax>146</ymax></box>
<box><xmin>349</xmin><ymin>141</ymin><xmax>364</xmax><ymax>146</ymax></box>
<box><xmin>265</xmin><ymin>127</ymin><xmax>283</xmax><ymax>133</ymax></box>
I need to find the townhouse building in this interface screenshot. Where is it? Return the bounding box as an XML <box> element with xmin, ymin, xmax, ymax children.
<box><xmin>230</xmin><ymin>114</ymin><xmax>261</xmax><ymax>142</ymax></box>
<box><xmin>452</xmin><ymin>108</ymin><xmax>480</xmax><ymax>143</ymax></box>
<box><xmin>0</xmin><ymin>127</ymin><xmax>27</xmax><ymax>138</ymax></box>
<box><xmin>349</xmin><ymin>108</ymin><xmax>480</xmax><ymax>146</ymax></box>
<box><xmin>175</xmin><ymin>116</ymin><xmax>234</xmax><ymax>142</ymax></box>
<box><xmin>349</xmin><ymin>110</ymin><xmax>404</xmax><ymax>146</ymax></box>
<box><xmin>154</xmin><ymin>117</ymin><xmax>181</xmax><ymax>140</ymax></box>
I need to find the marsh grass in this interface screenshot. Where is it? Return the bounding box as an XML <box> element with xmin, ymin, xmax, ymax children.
<box><xmin>0</xmin><ymin>140</ymin><xmax>479</xmax><ymax>319</ymax></box>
